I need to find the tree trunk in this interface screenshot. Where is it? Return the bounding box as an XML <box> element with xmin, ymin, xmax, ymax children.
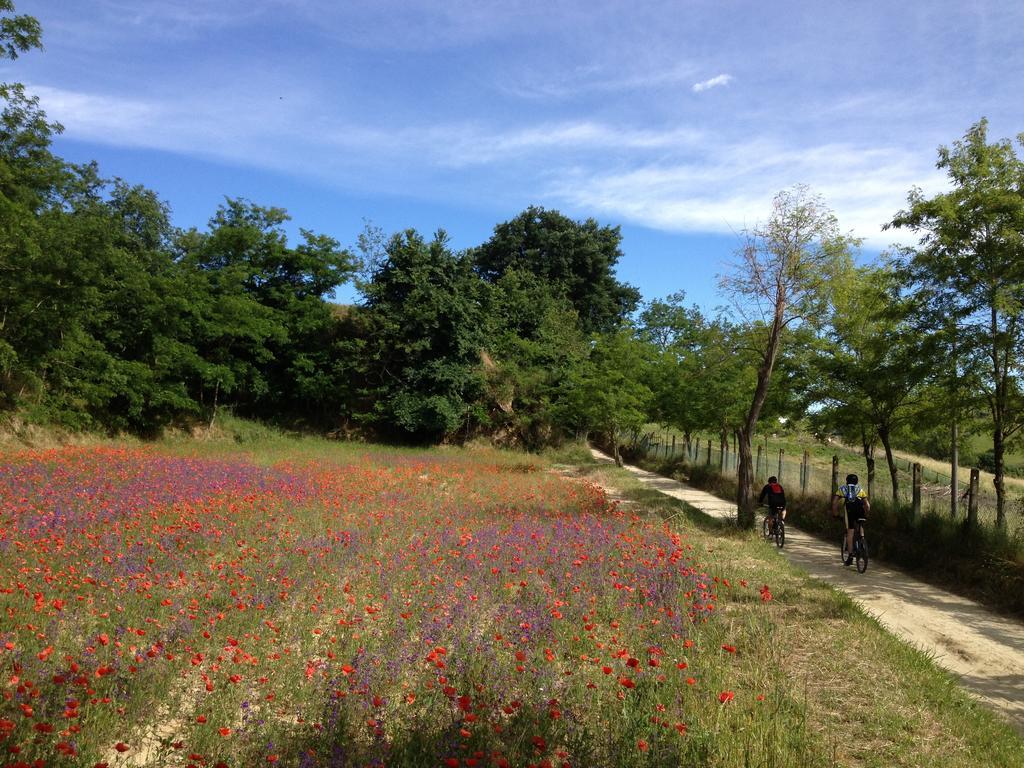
<box><xmin>737</xmin><ymin>301</ymin><xmax>787</xmax><ymax>528</ymax></box>
<box><xmin>993</xmin><ymin>424</ymin><xmax>1006</xmax><ymax>528</ymax></box>
<box><xmin>950</xmin><ymin>326</ymin><xmax>959</xmax><ymax>518</ymax></box>
<box><xmin>612</xmin><ymin>431</ymin><xmax>622</xmax><ymax>467</ymax></box>
<box><xmin>878</xmin><ymin>424</ymin><xmax>899</xmax><ymax>506</ymax></box>
<box><xmin>860</xmin><ymin>427</ymin><xmax>875</xmax><ymax>500</ymax></box>
<box><xmin>989</xmin><ymin>303</ymin><xmax>1007</xmax><ymax>528</ymax></box>
<box><xmin>950</xmin><ymin>417</ymin><xmax>959</xmax><ymax>518</ymax></box>
<box><xmin>736</xmin><ymin>427</ymin><xmax>755</xmax><ymax>526</ymax></box>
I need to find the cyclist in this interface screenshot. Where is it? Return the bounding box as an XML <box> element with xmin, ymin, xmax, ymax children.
<box><xmin>758</xmin><ymin>475</ymin><xmax>787</xmax><ymax>534</ymax></box>
<box><xmin>832</xmin><ymin>473</ymin><xmax>870</xmax><ymax>566</ymax></box>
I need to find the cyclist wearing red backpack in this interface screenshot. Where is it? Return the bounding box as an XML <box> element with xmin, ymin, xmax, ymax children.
<box><xmin>758</xmin><ymin>476</ymin><xmax>787</xmax><ymax>531</ymax></box>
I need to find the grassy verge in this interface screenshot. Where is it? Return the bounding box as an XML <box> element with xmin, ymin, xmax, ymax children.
<box><xmin>578</xmin><ymin>459</ymin><xmax>1024</xmax><ymax>766</ymax></box>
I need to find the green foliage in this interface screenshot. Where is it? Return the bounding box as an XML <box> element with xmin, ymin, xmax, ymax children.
<box><xmin>472</xmin><ymin>206</ymin><xmax>640</xmax><ymax>334</ymax></box>
<box><xmin>890</xmin><ymin>119</ymin><xmax>1024</xmax><ymax>526</ymax></box>
<box><xmin>0</xmin><ymin>1</ymin><xmax>40</xmax><ymax>61</ymax></box>
<box><xmin>177</xmin><ymin>199</ymin><xmax>357</xmax><ymax>421</ymax></box>
<box><xmin>556</xmin><ymin>329</ymin><xmax>653</xmax><ymax>458</ymax></box>
<box><xmin>360</xmin><ymin>229</ymin><xmax>486</xmax><ymax>442</ymax></box>
<box><xmin>480</xmin><ymin>269</ymin><xmax>588</xmax><ymax>447</ymax></box>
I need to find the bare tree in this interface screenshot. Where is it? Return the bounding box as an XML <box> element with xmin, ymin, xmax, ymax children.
<box><xmin>720</xmin><ymin>186</ymin><xmax>853</xmax><ymax>528</ymax></box>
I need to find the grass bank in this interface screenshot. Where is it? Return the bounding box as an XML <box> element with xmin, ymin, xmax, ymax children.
<box><xmin>567</xmin><ymin>456</ymin><xmax>1024</xmax><ymax>766</ymax></box>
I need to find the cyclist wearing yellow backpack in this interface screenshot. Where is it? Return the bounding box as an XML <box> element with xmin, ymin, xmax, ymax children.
<box><xmin>832</xmin><ymin>473</ymin><xmax>870</xmax><ymax>566</ymax></box>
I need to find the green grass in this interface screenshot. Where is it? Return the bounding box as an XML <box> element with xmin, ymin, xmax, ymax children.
<box><xmin>585</xmin><ymin>462</ymin><xmax>1024</xmax><ymax>766</ymax></box>
<box><xmin>1</xmin><ymin>424</ymin><xmax>1020</xmax><ymax>767</ymax></box>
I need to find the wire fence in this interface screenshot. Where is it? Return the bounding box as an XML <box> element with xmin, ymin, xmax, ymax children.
<box><xmin>638</xmin><ymin>431</ymin><xmax>1013</xmax><ymax>530</ymax></box>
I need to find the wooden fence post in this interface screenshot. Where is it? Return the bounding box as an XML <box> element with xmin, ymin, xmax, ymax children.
<box><xmin>801</xmin><ymin>450</ymin><xmax>810</xmax><ymax>494</ymax></box>
<box><xmin>671</xmin><ymin>434</ymin><xmax>676</xmax><ymax>458</ymax></box>
<box><xmin>831</xmin><ymin>456</ymin><xmax>839</xmax><ymax>495</ymax></box>
<box><xmin>912</xmin><ymin>462</ymin><xmax>922</xmax><ymax>521</ymax></box>
<box><xmin>706</xmin><ymin>439</ymin><xmax>712</xmax><ymax>466</ymax></box>
<box><xmin>777</xmin><ymin>448</ymin><xmax>784</xmax><ymax>481</ymax></box>
<box><xmin>756</xmin><ymin>444</ymin><xmax>763</xmax><ymax>480</ymax></box>
<box><xmin>967</xmin><ymin>468</ymin><xmax>979</xmax><ymax>529</ymax></box>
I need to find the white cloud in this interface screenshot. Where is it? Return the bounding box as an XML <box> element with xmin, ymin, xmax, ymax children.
<box><xmin>31</xmin><ymin>83</ymin><xmax>704</xmax><ymax>167</ymax></box>
<box><xmin>547</xmin><ymin>140</ymin><xmax>948</xmax><ymax>248</ymax></box>
<box><xmin>499</xmin><ymin>61</ymin><xmax>699</xmax><ymax>100</ymax></box>
<box><xmin>692</xmin><ymin>74</ymin><xmax>733</xmax><ymax>93</ymax></box>
<box><xmin>30</xmin><ymin>82</ymin><xmax>947</xmax><ymax>248</ymax></box>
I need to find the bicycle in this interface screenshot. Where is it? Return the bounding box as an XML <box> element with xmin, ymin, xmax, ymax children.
<box><xmin>840</xmin><ymin>517</ymin><xmax>868</xmax><ymax>573</ymax></box>
<box><xmin>762</xmin><ymin>506</ymin><xmax>785</xmax><ymax>548</ymax></box>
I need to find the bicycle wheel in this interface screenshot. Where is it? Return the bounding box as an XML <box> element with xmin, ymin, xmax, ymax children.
<box><xmin>775</xmin><ymin>519</ymin><xmax>785</xmax><ymax>548</ymax></box>
<box><xmin>856</xmin><ymin>534</ymin><xmax>868</xmax><ymax>573</ymax></box>
<box><xmin>762</xmin><ymin>517</ymin><xmax>772</xmax><ymax>541</ymax></box>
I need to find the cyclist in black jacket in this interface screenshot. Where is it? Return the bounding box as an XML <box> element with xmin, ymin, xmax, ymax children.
<box><xmin>758</xmin><ymin>476</ymin><xmax>787</xmax><ymax>532</ymax></box>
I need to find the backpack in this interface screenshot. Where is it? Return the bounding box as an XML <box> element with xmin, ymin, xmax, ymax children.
<box><xmin>766</xmin><ymin>482</ymin><xmax>786</xmax><ymax>509</ymax></box>
<box><xmin>841</xmin><ymin>483</ymin><xmax>865</xmax><ymax>515</ymax></box>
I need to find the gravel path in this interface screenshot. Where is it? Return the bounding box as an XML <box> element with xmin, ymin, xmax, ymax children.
<box><xmin>591</xmin><ymin>449</ymin><xmax>1024</xmax><ymax>735</ymax></box>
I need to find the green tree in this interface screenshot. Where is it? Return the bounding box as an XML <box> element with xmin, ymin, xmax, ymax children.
<box><xmin>480</xmin><ymin>269</ymin><xmax>588</xmax><ymax>448</ymax></box>
<box><xmin>361</xmin><ymin>229</ymin><xmax>486</xmax><ymax>442</ymax></box>
<box><xmin>557</xmin><ymin>329</ymin><xmax>653</xmax><ymax>465</ymax></box>
<box><xmin>472</xmin><ymin>206</ymin><xmax>640</xmax><ymax>334</ymax></box>
<box><xmin>720</xmin><ymin>186</ymin><xmax>854</xmax><ymax>528</ymax></box>
<box><xmin>888</xmin><ymin>120</ymin><xmax>1024</xmax><ymax>528</ymax></box>
<box><xmin>0</xmin><ymin>2</ymin><xmax>68</xmax><ymax>405</ymax></box>
<box><xmin>0</xmin><ymin>1</ymin><xmax>39</xmax><ymax>60</ymax></box>
<box><xmin>813</xmin><ymin>264</ymin><xmax>929</xmax><ymax>505</ymax></box>
<box><xmin>178</xmin><ymin>199</ymin><xmax>356</xmax><ymax>422</ymax></box>
<box><xmin>638</xmin><ymin>295</ymin><xmax>731</xmax><ymax>451</ymax></box>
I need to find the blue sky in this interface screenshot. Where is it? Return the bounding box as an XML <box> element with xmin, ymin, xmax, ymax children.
<box><xmin>7</xmin><ymin>1</ymin><xmax>1023</xmax><ymax>310</ymax></box>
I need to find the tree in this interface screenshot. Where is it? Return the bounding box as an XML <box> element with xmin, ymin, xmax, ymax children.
<box><xmin>0</xmin><ymin>3</ymin><xmax>68</xmax><ymax>407</ymax></box>
<box><xmin>361</xmin><ymin>229</ymin><xmax>486</xmax><ymax>442</ymax></box>
<box><xmin>0</xmin><ymin>2</ymin><xmax>40</xmax><ymax>61</ymax></box>
<box><xmin>480</xmin><ymin>269</ymin><xmax>588</xmax><ymax>448</ymax></box>
<box><xmin>557</xmin><ymin>330</ymin><xmax>653</xmax><ymax>465</ymax></box>
<box><xmin>638</xmin><ymin>292</ymin><xmax>708</xmax><ymax>445</ymax></box>
<box><xmin>813</xmin><ymin>264</ymin><xmax>929</xmax><ymax>505</ymax></box>
<box><xmin>472</xmin><ymin>206</ymin><xmax>640</xmax><ymax>334</ymax></box>
<box><xmin>888</xmin><ymin>120</ymin><xmax>1024</xmax><ymax>529</ymax></box>
<box><xmin>178</xmin><ymin>199</ymin><xmax>357</xmax><ymax>422</ymax></box>
<box><xmin>720</xmin><ymin>186</ymin><xmax>853</xmax><ymax>528</ymax></box>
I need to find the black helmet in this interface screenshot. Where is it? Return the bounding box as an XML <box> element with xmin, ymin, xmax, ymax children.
<box><xmin>768</xmin><ymin>476</ymin><xmax>778</xmax><ymax>484</ymax></box>
<box><xmin>846</xmin><ymin>473</ymin><xmax>859</xmax><ymax>485</ymax></box>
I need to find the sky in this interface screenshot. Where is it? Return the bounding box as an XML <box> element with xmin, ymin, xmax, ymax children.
<box><xmin>6</xmin><ymin>0</ymin><xmax>1024</xmax><ymax>311</ymax></box>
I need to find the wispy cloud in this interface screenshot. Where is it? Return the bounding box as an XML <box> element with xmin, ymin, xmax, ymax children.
<box><xmin>692</xmin><ymin>74</ymin><xmax>733</xmax><ymax>93</ymax></box>
<box><xmin>32</xmin><ymin>83</ymin><xmax>703</xmax><ymax>165</ymax></box>
<box><xmin>499</xmin><ymin>61</ymin><xmax>699</xmax><ymax>100</ymax></box>
<box><xmin>548</xmin><ymin>140</ymin><xmax>947</xmax><ymax>247</ymax></box>
<box><xmin>32</xmin><ymin>82</ymin><xmax>948</xmax><ymax>248</ymax></box>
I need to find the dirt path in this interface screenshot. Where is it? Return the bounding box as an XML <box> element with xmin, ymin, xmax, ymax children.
<box><xmin>590</xmin><ymin>449</ymin><xmax>1024</xmax><ymax>735</ymax></box>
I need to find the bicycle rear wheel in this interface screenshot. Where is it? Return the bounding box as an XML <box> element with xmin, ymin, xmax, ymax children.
<box><xmin>775</xmin><ymin>519</ymin><xmax>785</xmax><ymax>548</ymax></box>
<box><xmin>856</xmin><ymin>534</ymin><xmax>868</xmax><ymax>573</ymax></box>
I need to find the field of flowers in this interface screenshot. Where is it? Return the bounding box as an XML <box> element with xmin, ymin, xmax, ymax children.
<box><xmin>0</xmin><ymin>445</ymin><xmax>788</xmax><ymax>768</ymax></box>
